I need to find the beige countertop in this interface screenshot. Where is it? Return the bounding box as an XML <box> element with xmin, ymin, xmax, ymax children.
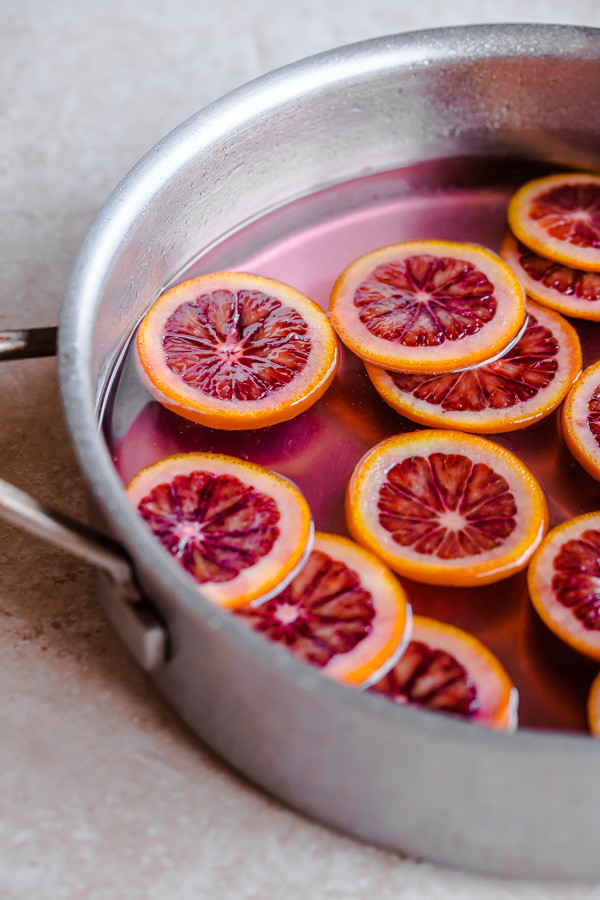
<box><xmin>2</xmin><ymin>2</ymin><xmax>600</xmax><ymax>897</ymax></box>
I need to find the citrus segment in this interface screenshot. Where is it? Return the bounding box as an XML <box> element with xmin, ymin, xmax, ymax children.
<box><xmin>136</xmin><ymin>272</ymin><xmax>339</xmax><ymax>430</ymax></box>
<box><xmin>346</xmin><ymin>430</ymin><xmax>548</xmax><ymax>586</ymax></box>
<box><xmin>528</xmin><ymin>511</ymin><xmax>600</xmax><ymax>662</ymax></box>
<box><xmin>587</xmin><ymin>671</ymin><xmax>600</xmax><ymax>737</ymax></box>
<box><xmin>234</xmin><ymin>532</ymin><xmax>411</xmax><ymax>687</ymax></box>
<box><xmin>501</xmin><ymin>230</ymin><xmax>600</xmax><ymax>320</ymax></box>
<box><xmin>562</xmin><ymin>360</ymin><xmax>600</xmax><ymax>483</ymax></box>
<box><xmin>364</xmin><ymin>300</ymin><xmax>582</xmax><ymax>433</ymax></box>
<box><xmin>507</xmin><ymin>173</ymin><xmax>600</xmax><ymax>272</ymax></box>
<box><xmin>369</xmin><ymin>615</ymin><xmax>518</xmax><ymax>730</ymax></box>
<box><xmin>126</xmin><ymin>453</ymin><xmax>313</xmax><ymax>608</ymax></box>
<box><xmin>328</xmin><ymin>240</ymin><xmax>525</xmax><ymax>374</ymax></box>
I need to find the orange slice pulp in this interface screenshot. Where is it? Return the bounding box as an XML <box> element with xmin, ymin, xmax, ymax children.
<box><xmin>507</xmin><ymin>172</ymin><xmax>600</xmax><ymax>273</ymax></box>
<box><xmin>562</xmin><ymin>360</ymin><xmax>600</xmax><ymax>483</ymax></box>
<box><xmin>234</xmin><ymin>531</ymin><xmax>412</xmax><ymax>687</ymax></box>
<box><xmin>500</xmin><ymin>229</ymin><xmax>600</xmax><ymax>321</ymax></box>
<box><xmin>369</xmin><ymin>615</ymin><xmax>518</xmax><ymax>731</ymax></box>
<box><xmin>364</xmin><ymin>300</ymin><xmax>582</xmax><ymax>433</ymax></box>
<box><xmin>328</xmin><ymin>240</ymin><xmax>525</xmax><ymax>374</ymax></box>
<box><xmin>136</xmin><ymin>272</ymin><xmax>339</xmax><ymax>430</ymax></box>
<box><xmin>126</xmin><ymin>452</ymin><xmax>312</xmax><ymax>608</ymax></box>
<box><xmin>527</xmin><ymin>511</ymin><xmax>600</xmax><ymax>662</ymax></box>
<box><xmin>346</xmin><ymin>429</ymin><xmax>548</xmax><ymax>587</ymax></box>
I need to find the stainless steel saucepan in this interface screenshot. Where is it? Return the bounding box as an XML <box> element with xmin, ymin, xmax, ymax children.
<box><xmin>2</xmin><ymin>24</ymin><xmax>600</xmax><ymax>880</ymax></box>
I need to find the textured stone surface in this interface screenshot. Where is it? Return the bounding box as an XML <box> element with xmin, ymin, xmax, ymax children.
<box><xmin>2</xmin><ymin>1</ymin><xmax>600</xmax><ymax>897</ymax></box>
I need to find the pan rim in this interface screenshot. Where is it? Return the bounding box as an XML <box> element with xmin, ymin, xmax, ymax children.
<box><xmin>59</xmin><ymin>21</ymin><xmax>600</xmax><ymax>773</ymax></box>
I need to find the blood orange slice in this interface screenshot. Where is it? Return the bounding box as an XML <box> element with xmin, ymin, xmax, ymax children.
<box><xmin>346</xmin><ymin>429</ymin><xmax>548</xmax><ymax>587</ymax></box>
<box><xmin>234</xmin><ymin>532</ymin><xmax>411</xmax><ymax>687</ymax></box>
<box><xmin>126</xmin><ymin>453</ymin><xmax>312</xmax><ymax>608</ymax></box>
<box><xmin>507</xmin><ymin>172</ymin><xmax>600</xmax><ymax>272</ymax></box>
<box><xmin>136</xmin><ymin>272</ymin><xmax>339</xmax><ymax>430</ymax></box>
<box><xmin>562</xmin><ymin>360</ymin><xmax>600</xmax><ymax>482</ymax></box>
<box><xmin>501</xmin><ymin>229</ymin><xmax>600</xmax><ymax>320</ymax></box>
<box><xmin>528</xmin><ymin>511</ymin><xmax>600</xmax><ymax>662</ymax></box>
<box><xmin>328</xmin><ymin>240</ymin><xmax>525</xmax><ymax>374</ymax></box>
<box><xmin>587</xmin><ymin>671</ymin><xmax>600</xmax><ymax>736</ymax></box>
<box><xmin>364</xmin><ymin>300</ymin><xmax>582</xmax><ymax>433</ymax></box>
<box><xmin>369</xmin><ymin>615</ymin><xmax>518</xmax><ymax>730</ymax></box>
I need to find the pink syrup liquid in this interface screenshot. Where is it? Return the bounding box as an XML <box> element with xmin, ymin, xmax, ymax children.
<box><xmin>102</xmin><ymin>157</ymin><xmax>600</xmax><ymax>733</ymax></box>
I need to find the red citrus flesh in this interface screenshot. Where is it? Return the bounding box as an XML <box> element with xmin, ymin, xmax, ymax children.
<box><xmin>136</xmin><ymin>272</ymin><xmax>339</xmax><ymax>430</ymax></box>
<box><xmin>501</xmin><ymin>230</ymin><xmax>600</xmax><ymax>320</ymax></box>
<box><xmin>234</xmin><ymin>532</ymin><xmax>411</xmax><ymax>686</ymax></box>
<box><xmin>528</xmin><ymin>512</ymin><xmax>600</xmax><ymax>662</ymax></box>
<box><xmin>562</xmin><ymin>360</ymin><xmax>600</xmax><ymax>483</ymax></box>
<box><xmin>329</xmin><ymin>240</ymin><xmax>525</xmax><ymax>373</ymax></box>
<box><xmin>368</xmin><ymin>615</ymin><xmax>518</xmax><ymax>730</ymax></box>
<box><xmin>365</xmin><ymin>300</ymin><xmax>581</xmax><ymax>433</ymax></box>
<box><xmin>507</xmin><ymin>173</ymin><xmax>600</xmax><ymax>272</ymax></box>
<box><xmin>126</xmin><ymin>453</ymin><xmax>313</xmax><ymax>608</ymax></box>
<box><xmin>346</xmin><ymin>430</ymin><xmax>548</xmax><ymax>586</ymax></box>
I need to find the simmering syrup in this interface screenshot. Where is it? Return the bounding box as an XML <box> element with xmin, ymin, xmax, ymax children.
<box><xmin>101</xmin><ymin>157</ymin><xmax>600</xmax><ymax>733</ymax></box>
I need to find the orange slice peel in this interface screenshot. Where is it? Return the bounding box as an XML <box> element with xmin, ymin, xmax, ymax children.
<box><xmin>364</xmin><ymin>300</ymin><xmax>582</xmax><ymax>433</ymax></box>
<box><xmin>235</xmin><ymin>531</ymin><xmax>412</xmax><ymax>687</ymax></box>
<box><xmin>346</xmin><ymin>429</ymin><xmax>548</xmax><ymax>587</ymax></box>
<box><xmin>528</xmin><ymin>511</ymin><xmax>600</xmax><ymax>663</ymax></box>
<box><xmin>507</xmin><ymin>172</ymin><xmax>600</xmax><ymax>273</ymax></box>
<box><xmin>500</xmin><ymin>229</ymin><xmax>600</xmax><ymax>320</ymax></box>
<box><xmin>369</xmin><ymin>615</ymin><xmax>518</xmax><ymax>731</ymax></box>
<box><xmin>136</xmin><ymin>271</ymin><xmax>339</xmax><ymax>430</ymax></box>
<box><xmin>562</xmin><ymin>360</ymin><xmax>600</xmax><ymax>483</ymax></box>
<box><xmin>328</xmin><ymin>240</ymin><xmax>526</xmax><ymax>374</ymax></box>
<box><xmin>126</xmin><ymin>452</ymin><xmax>313</xmax><ymax>608</ymax></box>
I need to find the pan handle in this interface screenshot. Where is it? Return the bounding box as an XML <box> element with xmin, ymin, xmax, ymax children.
<box><xmin>0</xmin><ymin>477</ymin><xmax>167</xmax><ymax>670</ymax></box>
<box><xmin>0</xmin><ymin>327</ymin><xmax>58</xmax><ymax>360</ymax></box>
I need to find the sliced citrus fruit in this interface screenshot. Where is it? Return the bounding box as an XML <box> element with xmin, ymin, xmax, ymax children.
<box><xmin>507</xmin><ymin>172</ymin><xmax>600</xmax><ymax>272</ymax></box>
<box><xmin>328</xmin><ymin>240</ymin><xmax>525</xmax><ymax>374</ymax></box>
<box><xmin>369</xmin><ymin>615</ymin><xmax>518</xmax><ymax>730</ymax></box>
<box><xmin>501</xmin><ymin>229</ymin><xmax>600</xmax><ymax>320</ymax></box>
<box><xmin>136</xmin><ymin>272</ymin><xmax>339</xmax><ymax>430</ymax></box>
<box><xmin>562</xmin><ymin>360</ymin><xmax>600</xmax><ymax>482</ymax></box>
<box><xmin>234</xmin><ymin>531</ymin><xmax>411</xmax><ymax>687</ymax></box>
<box><xmin>125</xmin><ymin>452</ymin><xmax>312</xmax><ymax>608</ymax></box>
<box><xmin>528</xmin><ymin>511</ymin><xmax>600</xmax><ymax>662</ymax></box>
<box><xmin>587</xmin><ymin>670</ymin><xmax>600</xmax><ymax>736</ymax></box>
<box><xmin>364</xmin><ymin>300</ymin><xmax>582</xmax><ymax>433</ymax></box>
<box><xmin>346</xmin><ymin>429</ymin><xmax>548</xmax><ymax>587</ymax></box>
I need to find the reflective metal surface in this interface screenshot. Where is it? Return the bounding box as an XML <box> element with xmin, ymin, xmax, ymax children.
<box><xmin>59</xmin><ymin>25</ymin><xmax>600</xmax><ymax>878</ymax></box>
<box><xmin>0</xmin><ymin>478</ymin><xmax>166</xmax><ymax>670</ymax></box>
